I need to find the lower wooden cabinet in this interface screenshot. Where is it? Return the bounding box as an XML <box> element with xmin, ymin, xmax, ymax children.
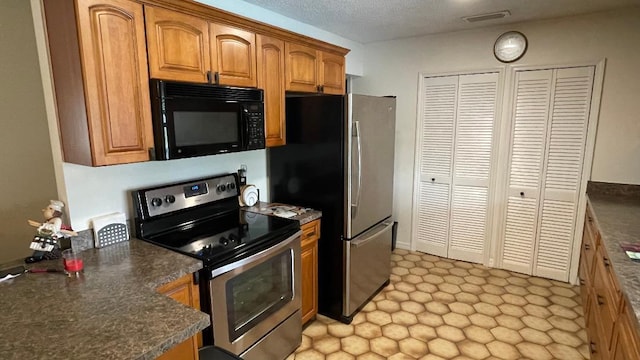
<box><xmin>157</xmin><ymin>274</ymin><xmax>201</xmax><ymax>360</ymax></box>
<box><xmin>613</xmin><ymin>302</ymin><xmax>640</xmax><ymax>360</ymax></box>
<box><xmin>580</xmin><ymin>199</ymin><xmax>640</xmax><ymax>360</ymax></box>
<box><xmin>301</xmin><ymin>219</ymin><xmax>320</xmax><ymax>325</ymax></box>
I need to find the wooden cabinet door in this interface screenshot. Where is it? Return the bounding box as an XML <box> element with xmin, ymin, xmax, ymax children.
<box><xmin>144</xmin><ymin>5</ymin><xmax>210</xmax><ymax>83</ymax></box>
<box><xmin>285</xmin><ymin>42</ymin><xmax>320</xmax><ymax>93</ymax></box>
<box><xmin>300</xmin><ymin>220</ymin><xmax>320</xmax><ymax>324</ymax></box>
<box><xmin>257</xmin><ymin>35</ymin><xmax>286</xmax><ymax>147</ymax></box>
<box><xmin>320</xmin><ymin>51</ymin><xmax>345</xmax><ymax>94</ymax></box>
<box><xmin>157</xmin><ymin>274</ymin><xmax>200</xmax><ymax>360</ymax></box>
<box><xmin>612</xmin><ymin>304</ymin><xmax>640</xmax><ymax>360</ymax></box>
<box><xmin>76</xmin><ymin>0</ymin><xmax>153</xmax><ymax>165</ymax></box>
<box><xmin>210</xmin><ymin>24</ymin><xmax>257</xmax><ymax>87</ymax></box>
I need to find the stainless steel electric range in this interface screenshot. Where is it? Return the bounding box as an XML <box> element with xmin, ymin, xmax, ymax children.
<box><xmin>132</xmin><ymin>173</ymin><xmax>302</xmax><ymax>360</ymax></box>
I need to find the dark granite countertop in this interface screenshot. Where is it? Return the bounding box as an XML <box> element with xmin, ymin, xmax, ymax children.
<box><xmin>244</xmin><ymin>201</ymin><xmax>322</xmax><ymax>225</ymax></box>
<box><xmin>0</xmin><ymin>239</ymin><xmax>210</xmax><ymax>360</ymax></box>
<box><xmin>588</xmin><ymin>194</ymin><xmax>640</xmax><ymax>328</ymax></box>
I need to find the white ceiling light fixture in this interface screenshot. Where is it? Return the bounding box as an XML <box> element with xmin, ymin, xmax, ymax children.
<box><xmin>462</xmin><ymin>10</ymin><xmax>511</xmax><ymax>23</ymax></box>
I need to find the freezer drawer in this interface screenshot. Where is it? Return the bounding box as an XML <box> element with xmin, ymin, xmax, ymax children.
<box><xmin>344</xmin><ymin>220</ymin><xmax>393</xmax><ymax>318</ymax></box>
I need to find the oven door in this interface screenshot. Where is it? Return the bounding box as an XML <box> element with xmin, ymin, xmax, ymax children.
<box><xmin>209</xmin><ymin>231</ymin><xmax>301</xmax><ymax>356</ymax></box>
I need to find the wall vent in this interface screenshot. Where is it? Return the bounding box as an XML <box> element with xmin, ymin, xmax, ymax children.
<box><xmin>462</xmin><ymin>10</ymin><xmax>511</xmax><ymax>23</ymax></box>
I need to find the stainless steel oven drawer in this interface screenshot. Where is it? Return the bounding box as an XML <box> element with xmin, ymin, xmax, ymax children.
<box><xmin>344</xmin><ymin>220</ymin><xmax>393</xmax><ymax>317</ymax></box>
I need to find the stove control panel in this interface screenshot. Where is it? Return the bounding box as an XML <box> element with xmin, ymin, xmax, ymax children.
<box><xmin>139</xmin><ymin>174</ymin><xmax>239</xmax><ymax>218</ymax></box>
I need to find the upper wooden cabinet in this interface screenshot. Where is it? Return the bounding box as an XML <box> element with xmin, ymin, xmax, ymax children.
<box><xmin>44</xmin><ymin>0</ymin><xmax>154</xmax><ymax>166</ymax></box>
<box><xmin>257</xmin><ymin>35</ymin><xmax>286</xmax><ymax>147</ymax></box>
<box><xmin>285</xmin><ymin>43</ymin><xmax>345</xmax><ymax>94</ymax></box>
<box><xmin>45</xmin><ymin>0</ymin><xmax>347</xmax><ymax>166</ymax></box>
<box><xmin>320</xmin><ymin>52</ymin><xmax>346</xmax><ymax>95</ymax></box>
<box><xmin>211</xmin><ymin>24</ymin><xmax>257</xmax><ymax>87</ymax></box>
<box><xmin>145</xmin><ymin>5</ymin><xmax>210</xmax><ymax>83</ymax></box>
<box><xmin>145</xmin><ymin>5</ymin><xmax>257</xmax><ymax>87</ymax></box>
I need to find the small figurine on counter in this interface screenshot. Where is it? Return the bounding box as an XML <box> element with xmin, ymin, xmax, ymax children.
<box><xmin>25</xmin><ymin>200</ymin><xmax>77</xmax><ymax>263</ymax></box>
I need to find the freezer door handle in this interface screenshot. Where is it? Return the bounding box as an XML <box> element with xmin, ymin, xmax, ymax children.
<box><xmin>350</xmin><ymin>221</ymin><xmax>393</xmax><ymax>248</ymax></box>
<box><xmin>351</xmin><ymin>121</ymin><xmax>362</xmax><ymax>218</ymax></box>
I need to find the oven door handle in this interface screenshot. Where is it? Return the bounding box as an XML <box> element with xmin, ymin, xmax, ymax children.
<box><xmin>210</xmin><ymin>229</ymin><xmax>302</xmax><ymax>278</ymax></box>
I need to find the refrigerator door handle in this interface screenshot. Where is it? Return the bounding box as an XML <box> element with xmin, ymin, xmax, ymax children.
<box><xmin>352</xmin><ymin>121</ymin><xmax>362</xmax><ymax>218</ymax></box>
<box><xmin>350</xmin><ymin>221</ymin><xmax>393</xmax><ymax>248</ymax></box>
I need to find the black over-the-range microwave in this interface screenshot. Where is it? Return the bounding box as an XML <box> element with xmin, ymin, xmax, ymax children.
<box><xmin>149</xmin><ymin>79</ymin><xmax>265</xmax><ymax>160</ymax></box>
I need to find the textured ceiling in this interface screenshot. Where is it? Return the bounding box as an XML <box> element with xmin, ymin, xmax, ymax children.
<box><xmin>240</xmin><ymin>0</ymin><xmax>640</xmax><ymax>43</ymax></box>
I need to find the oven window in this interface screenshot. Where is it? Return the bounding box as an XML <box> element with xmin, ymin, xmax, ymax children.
<box><xmin>226</xmin><ymin>249</ymin><xmax>293</xmax><ymax>342</ymax></box>
<box><xmin>174</xmin><ymin>111</ymin><xmax>238</xmax><ymax>146</ymax></box>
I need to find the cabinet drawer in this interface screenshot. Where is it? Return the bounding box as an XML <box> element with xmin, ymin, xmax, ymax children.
<box><xmin>592</xmin><ymin>254</ymin><xmax>619</xmax><ymax>352</ymax></box>
<box><xmin>578</xmin><ymin>252</ymin><xmax>591</xmax><ymax>321</ymax></box>
<box><xmin>586</xmin><ymin>202</ymin><xmax>601</xmax><ymax>246</ymax></box>
<box><xmin>583</xmin><ymin>217</ymin><xmax>598</xmax><ymax>277</ymax></box>
<box><xmin>301</xmin><ymin>220</ymin><xmax>320</xmax><ymax>247</ymax></box>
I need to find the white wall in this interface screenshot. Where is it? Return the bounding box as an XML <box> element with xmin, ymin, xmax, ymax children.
<box><xmin>352</xmin><ymin>7</ymin><xmax>640</xmax><ymax>249</ymax></box>
<box><xmin>195</xmin><ymin>0</ymin><xmax>364</xmax><ymax>76</ymax></box>
<box><xmin>63</xmin><ymin>151</ymin><xmax>268</xmax><ymax>230</ymax></box>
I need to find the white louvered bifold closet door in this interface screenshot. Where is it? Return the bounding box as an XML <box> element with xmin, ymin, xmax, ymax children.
<box><xmin>448</xmin><ymin>73</ymin><xmax>499</xmax><ymax>263</ymax></box>
<box><xmin>415</xmin><ymin>73</ymin><xmax>498</xmax><ymax>262</ymax></box>
<box><xmin>501</xmin><ymin>70</ymin><xmax>553</xmax><ymax>275</ymax></box>
<box><xmin>501</xmin><ymin>66</ymin><xmax>595</xmax><ymax>281</ymax></box>
<box><xmin>415</xmin><ymin>76</ymin><xmax>458</xmax><ymax>257</ymax></box>
<box><xmin>534</xmin><ymin>67</ymin><xmax>594</xmax><ymax>281</ymax></box>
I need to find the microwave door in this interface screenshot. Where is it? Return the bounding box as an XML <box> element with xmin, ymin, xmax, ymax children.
<box><xmin>163</xmin><ymin>100</ymin><xmax>243</xmax><ymax>158</ymax></box>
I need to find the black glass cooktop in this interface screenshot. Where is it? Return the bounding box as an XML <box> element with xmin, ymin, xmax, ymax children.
<box><xmin>141</xmin><ymin>209</ymin><xmax>299</xmax><ymax>268</ymax></box>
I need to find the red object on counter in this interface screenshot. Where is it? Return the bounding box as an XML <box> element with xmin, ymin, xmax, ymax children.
<box><xmin>63</xmin><ymin>258</ymin><xmax>84</xmax><ymax>272</ymax></box>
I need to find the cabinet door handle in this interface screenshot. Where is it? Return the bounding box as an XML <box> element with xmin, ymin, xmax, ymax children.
<box><xmin>431</xmin><ymin>178</ymin><xmax>435</xmax><ymax>182</ymax></box>
<box><xmin>597</xmin><ymin>295</ymin><xmax>605</xmax><ymax>305</ymax></box>
<box><xmin>520</xmin><ymin>191</ymin><xmax>525</xmax><ymax>197</ymax></box>
<box><xmin>603</xmin><ymin>257</ymin><xmax>610</xmax><ymax>267</ymax></box>
<box><xmin>307</xmin><ymin>231</ymin><xmax>316</xmax><ymax>237</ymax></box>
<box><xmin>579</xmin><ymin>278</ymin><xmax>585</xmax><ymax>285</ymax></box>
<box><xmin>214</xmin><ymin>71</ymin><xmax>220</xmax><ymax>84</ymax></box>
<box><xmin>590</xmin><ymin>342</ymin><xmax>597</xmax><ymax>354</ymax></box>
<box><xmin>584</xmin><ymin>244</ymin><xmax>590</xmax><ymax>250</ymax></box>
<box><xmin>206</xmin><ymin>70</ymin><xmax>212</xmax><ymax>84</ymax></box>
<box><xmin>588</xmin><ymin>216</ymin><xmax>593</xmax><ymax>223</ymax></box>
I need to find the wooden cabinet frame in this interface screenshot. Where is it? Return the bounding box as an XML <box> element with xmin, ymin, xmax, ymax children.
<box><xmin>301</xmin><ymin>219</ymin><xmax>321</xmax><ymax>324</ymax></box>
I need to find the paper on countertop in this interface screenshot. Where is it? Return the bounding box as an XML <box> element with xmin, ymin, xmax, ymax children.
<box><xmin>273</xmin><ymin>209</ymin><xmax>297</xmax><ymax>218</ymax></box>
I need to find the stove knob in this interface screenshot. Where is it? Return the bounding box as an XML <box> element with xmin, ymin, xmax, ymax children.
<box><xmin>229</xmin><ymin>234</ymin><xmax>237</xmax><ymax>242</ymax></box>
<box><xmin>219</xmin><ymin>237</ymin><xmax>229</xmax><ymax>246</ymax></box>
<box><xmin>165</xmin><ymin>195</ymin><xmax>176</xmax><ymax>204</ymax></box>
<box><xmin>217</xmin><ymin>184</ymin><xmax>226</xmax><ymax>192</ymax></box>
<box><xmin>227</xmin><ymin>182</ymin><xmax>235</xmax><ymax>190</ymax></box>
<box><xmin>151</xmin><ymin>197</ymin><xmax>162</xmax><ymax>207</ymax></box>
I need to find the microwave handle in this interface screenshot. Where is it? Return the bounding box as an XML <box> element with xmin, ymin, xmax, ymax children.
<box><xmin>241</xmin><ymin>108</ymin><xmax>249</xmax><ymax>147</ymax></box>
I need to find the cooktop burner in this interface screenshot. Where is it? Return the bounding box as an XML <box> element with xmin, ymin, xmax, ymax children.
<box><xmin>144</xmin><ymin>209</ymin><xmax>299</xmax><ymax>267</ymax></box>
<box><xmin>132</xmin><ymin>173</ymin><xmax>300</xmax><ymax>269</ymax></box>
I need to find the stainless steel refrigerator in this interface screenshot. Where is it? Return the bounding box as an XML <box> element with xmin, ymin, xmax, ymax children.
<box><xmin>268</xmin><ymin>94</ymin><xmax>396</xmax><ymax>323</ymax></box>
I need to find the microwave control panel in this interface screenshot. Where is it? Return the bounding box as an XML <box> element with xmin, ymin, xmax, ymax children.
<box><xmin>245</xmin><ymin>106</ymin><xmax>265</xmax><ymax>149</ymax></box>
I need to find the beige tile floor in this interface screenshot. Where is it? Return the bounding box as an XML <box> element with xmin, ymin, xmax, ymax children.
<box><xmin>288</xmin><ymin>249</ymin><xmax>588</xmax><ymax>360</ymax></box>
